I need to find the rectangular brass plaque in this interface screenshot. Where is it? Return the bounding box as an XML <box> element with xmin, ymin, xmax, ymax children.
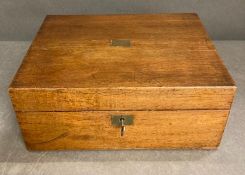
<box><xmin>111</xmin><ymin>39</ymin><xmax>131</xmax><ymax>47</ymax></box>
<box><xmin>111</xmin><ymin>115</ymin><xmax>134</xmax><ymax>126</ymax></box>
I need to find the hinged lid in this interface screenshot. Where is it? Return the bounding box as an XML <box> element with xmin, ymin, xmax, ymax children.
<box><xmin>9</xmin><ymin>14</ymin><xmax>236</xmax><ymax>111</ymax></box>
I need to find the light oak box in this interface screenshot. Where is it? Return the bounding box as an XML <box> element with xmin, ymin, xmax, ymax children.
<box><xmin>9</xmin><ymin>13</ymin><xmax>236</xmax><ymax>150</ymax></box>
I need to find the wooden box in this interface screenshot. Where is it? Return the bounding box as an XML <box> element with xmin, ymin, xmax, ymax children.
<box><xmin>9</xmin><ymin>14</ymin><xmax>236</xmax><ymax>150</ymax></box>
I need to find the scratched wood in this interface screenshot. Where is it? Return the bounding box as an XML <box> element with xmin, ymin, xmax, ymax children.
<box><xmin>17</xmin><ymin>110</ymin><xmax>230</xmax><ymax>150</ymax></box>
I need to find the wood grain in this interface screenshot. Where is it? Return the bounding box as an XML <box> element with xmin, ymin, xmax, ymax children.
<box><xmin>17</xmin><ymin>110</ymin><xmax>230</xmax><ymax>150</ymax></box>
<box><xmin>9</xmin><ymin>14</ymin><xmax>236</xmax><ymax>150</ymax></box>
<box><xmin>9</xmin><ymin>14</ymin><xmax>236</xmax><ymax>111</ymax></box>
<box><xmin>10</xmin><ymin>14</ymin><xmax>234</xmax><ymax>89</ymax></box>
<box><xmin>9</xmin><ymin>87</ymin><xmax>235</xmax><ymax>111</ymax></box>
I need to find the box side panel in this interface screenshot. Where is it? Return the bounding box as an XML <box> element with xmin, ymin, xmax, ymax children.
<box><xmin>9</xmin><ymin>87</ymin><xmax>236</xmax><ymax>111</ymax></box>
<box><xmin>16</xmin><ymin>110</ymin><xmax>229</xmax><ymax>150</ymax></box>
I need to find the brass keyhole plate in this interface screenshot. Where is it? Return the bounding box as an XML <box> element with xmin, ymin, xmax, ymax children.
<box><xmin>111</xmin><ymin>115</ymin><xmax>134</xmax><ymax>126</ymax></box>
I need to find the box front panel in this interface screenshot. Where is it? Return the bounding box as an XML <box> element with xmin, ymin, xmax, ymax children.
<box><xmin>17</xmin><ymin>110</ymin><xmax>229</xmax><ymax>150</ymax></box>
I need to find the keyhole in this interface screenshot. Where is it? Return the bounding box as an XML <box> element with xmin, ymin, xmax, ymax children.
<box><xmin>120</xmin><ymin>117</ymin><xmax>125</xmax><ymax>136</ymax></box>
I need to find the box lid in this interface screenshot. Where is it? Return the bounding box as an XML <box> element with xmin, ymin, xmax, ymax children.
<box><xmin>9</xmin><ymin>14</ymin><xmax>236</xmax><ymax>111</ymax></box>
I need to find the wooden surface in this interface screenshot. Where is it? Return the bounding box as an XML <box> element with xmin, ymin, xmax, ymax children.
<box><xmin>9</xmin><ymin>87</ymin><xmax>235</xmax><ymax>111</ymax></box>
<box><xmin>10</xmin><ymin>14</ymin><xmax>234</xmax><ymax>89</ymax></box>
<box><xmin>17</xmin><ymin>110</ymin><xmax>229</xmax><ymax>150</ymax></box>
<box><xmin>9</xmin><ymin>13</ymin><xmax>236</xmax><ymax>111</ymax></box>
<box><xmin>9</xmin><ymin>14</ymin><xmax>236</xmax><ymax>150</ymax></box>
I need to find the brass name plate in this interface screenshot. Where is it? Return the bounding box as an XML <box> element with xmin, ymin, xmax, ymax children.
<box><xmin>111</xmin><ymin>39</ymin><xmax>131</xmax><ymax>47</ymax></box>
